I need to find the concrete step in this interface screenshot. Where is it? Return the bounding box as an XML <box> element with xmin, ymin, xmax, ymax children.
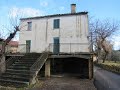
<box><xmin>0</xmin><ymin>53</ymin><xmax>43</xmax><ymax>87</ymax></box>
<box><xmin>12</xmin><ymin>63</ymin><xmax>32</xmax><ymax>67</ymax></box>
<box><xmin>21</xmin><ymin>57</ymin><xmax>39</xmax><ymax>59</ymax></box>
<box><xmin>6</xmin><ymin>69</ymin><xmax>30</xmax><ymax>74</ymax></box>
<box><xmin>18</xmin><ymin>58</ymin><xmax>37</xmax><ymax>60</ymax></box>
<box><xmin>14</xmin><ymin>62</ymin><xmax>35</xmax><ymax>64</ymax></box>
<box><xmin>0</xmin><ymin>79</ymin><xmax>29</xmax><ymax>88</ymax></box>
<box><xmin>3</xmin><ymin>72</ymin><xmax>31</xmax><ymax>77</ymax></box>
<box><xmin>15</xmin><ymin>60</ymin><xmax>35</xmax><ymax>62</ymax></box>
<box><xmin>0</xmin><ymin>75</ymin><xmax>30</xmax><ymax>82</ymax></box>
<box><xmin>9</xmin><ymin>66</ymin><xmax>30</xmax><ymax>70</ymax></box>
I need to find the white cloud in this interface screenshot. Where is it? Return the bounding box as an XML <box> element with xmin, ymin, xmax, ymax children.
<box><xmin>40</xmin><ymin>1</ymin><xmax>48</xmax><ymax>7</ymax></box>
<box><xmin>9</xmin><ymin>7</ymin><xmax>44</xmax><ymax>18</ymax></box>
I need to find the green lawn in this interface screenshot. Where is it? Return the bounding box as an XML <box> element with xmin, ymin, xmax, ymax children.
<box><xmin>102</xmin><ymin>61</ymin><xmax>120</xmax><ymax>67</ymax></box>
<box><xmin>95</xmin><ymin>61</ymin><xmax>120</xmax><ymax>74</ymax></box>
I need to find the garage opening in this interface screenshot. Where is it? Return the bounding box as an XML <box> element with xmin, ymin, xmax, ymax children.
<box><xmin>51</xmin><ymin>57</ymin><xmax>89</xmax><ymax>79</ymax></box>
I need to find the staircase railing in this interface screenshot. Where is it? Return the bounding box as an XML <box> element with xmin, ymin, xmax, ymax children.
<box><xmin>5</xmin><ymin>44</ymin><xmax>27</xmax><ymax>54</ymax></box>
<box><xmin>49</xmin><ymin>43</ymin><xmax>90</xmax><ymax>55</ymax></box>
<box><xmin>18</xmin><ymin>44</ymin><xmax>27</xmax><ymax>53</ymax></box>
<box><xmin>30</xmin><ymin>45</ymin><xmax>50</xmax><ymax>83</ymax></box>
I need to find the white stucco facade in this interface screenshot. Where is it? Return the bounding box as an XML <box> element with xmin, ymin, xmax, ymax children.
<box><xmin>19</xmin><ymin>13</ymin><xmax>90</xmax><ymax>53</ymax></box>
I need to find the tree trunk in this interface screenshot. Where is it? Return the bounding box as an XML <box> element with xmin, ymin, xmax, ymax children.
<box><xmin>97</xmin><ymin>49</ymin><xmax>101</xmax><ymax>63</ymax></box>
<box><xmin>102</xmin><ymin>53</ymin><xmax>107</xmax><ymax>63</ymax></box>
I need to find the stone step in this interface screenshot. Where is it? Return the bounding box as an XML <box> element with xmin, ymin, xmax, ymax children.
<box><xmin>3</xmin><ymin>72</ymin><xmax>31</xmax><ymax>77</ymax></box>
<box><xmin>15</xmin><ymin>60</ymin><xmax>36</xmax><ymax>63</ymax></box>
<box><xmin>19</xmin><ymin>58</ymin><xmax>37</xmax><ymax>60</ymax></box>
<box><xmin>14</xmin><ymin>62</ymin><xmax>35</xmax><ymax>64</ymax></box>
<box><xmin>0</xmin><ymin>75</ymin><xmax>30</xmax><ymax>82</ymax></box>
<box><xmin>21</xmin><ymin>56</ymin><xmax>40</xmax><ymax>59</ymax></box>
<box><xmin>12</xmin><ymin>63</ymin><xmax>33</xmax><ymax>67</ymax></box>
<box><xmin>6</xmin><ymin>69</ymin><xmax>30</xmax><ymax>74</ymax></box>
<box><xmin>9</xmin><ymin>66</ymin><xmax>30</xmax><ymax>70</ymax></box>
<box><xmin>0</xmin><ymin>53</ymin><xmax>43</xmax><ymax>87</ymax></box>
<box><xmin>0</xmin><ymin>79</ymin><xmax>29</xmax><ymax>88</ymax></box>
<box><xmin>18</xmin><ymin>56</ymin><xmax>37</xmax><ymax>58</ymax></box>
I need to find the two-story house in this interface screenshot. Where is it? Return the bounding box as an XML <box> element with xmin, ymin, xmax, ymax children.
<box><xmin>19</xmin><ymin>4</ymin><xmax>90</xmax><ymax>54</ymax></box>
<box><xmin>18</xmin><ymin>4</ymin><xmax>93</xmax><ymax>79</ymax></box>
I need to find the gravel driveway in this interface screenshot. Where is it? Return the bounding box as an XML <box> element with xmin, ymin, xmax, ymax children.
<box><xmin>30</xmin><ymin>75</ymin><xmax>96</xmax><ymax>90</ymax></box>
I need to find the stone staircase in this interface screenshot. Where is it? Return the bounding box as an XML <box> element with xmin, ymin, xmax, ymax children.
<box><xmin>0</xmin><ymin>53</ymin><xmax>42</xmax><ymax>87</ymax></box>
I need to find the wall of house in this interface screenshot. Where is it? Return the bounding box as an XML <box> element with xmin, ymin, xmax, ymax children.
<box><xmin>19</xmin><ymin>14</ymin><xmax>90</xmax><ymax>53</ymax></box>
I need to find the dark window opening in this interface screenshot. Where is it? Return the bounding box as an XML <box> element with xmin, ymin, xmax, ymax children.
<box><xmin>53</xmin><ymin>19</ymin><xmax>60</xmax><ymax>29</ymax></box>
<box><xmin>27</xmin><ymin>22</ymin><xmax>32</xmax><ymax>31</ymax></box>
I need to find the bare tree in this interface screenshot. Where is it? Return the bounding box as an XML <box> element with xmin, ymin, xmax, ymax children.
<box><xmin>90</xmin><ymin>19</ymin><xmax>119</xmax><ymax>63</ymax></box>
<box><xmin>0</xmin><ymin>9</ymin><xmax>27</xmax><ymax>54</ymax></box>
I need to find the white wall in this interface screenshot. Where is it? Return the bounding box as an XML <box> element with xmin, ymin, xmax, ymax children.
<box><xmin>19</xmin><ymin>14</ymin><xmax>90</xmax><ymax>53</ymax></box>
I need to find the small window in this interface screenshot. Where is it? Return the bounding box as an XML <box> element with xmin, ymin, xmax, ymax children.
<box><xmin>27</xmin><ymin>22</ymin><xmax>32</xmax><ymax>31</ymax></box>
<box><xmin>53</xmin><ymin>19</ymin><xmax>60</xmax><ymax>29</ymax></box>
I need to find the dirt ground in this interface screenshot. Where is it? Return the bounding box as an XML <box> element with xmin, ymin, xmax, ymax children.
<box><xmin>30</xmin><ymin>75</ymin><xmax>97</xmax><ymax>90</ymax></box>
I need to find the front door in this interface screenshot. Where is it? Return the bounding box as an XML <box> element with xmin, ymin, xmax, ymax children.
<box><xmin>53</xmin><ymin>37</ymin><xmax>59</xmax><ymax>54</ymax></box>
<box><xmin>26</xmin><ymin>40</ymin><xmax>31</xmax><ymax>53</ymax></box>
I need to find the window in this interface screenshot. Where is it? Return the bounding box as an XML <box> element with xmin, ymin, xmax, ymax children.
<box><xmin>53</xmin><ymin>19</ymin><xmax>60</xmax><ymax>29</ymax></box>
<box><xmin>27</xmin><ymin>22</ymin><xmax>32</xmax><ymax>31</ymax></box>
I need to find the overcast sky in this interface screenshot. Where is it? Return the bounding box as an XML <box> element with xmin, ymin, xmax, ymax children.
<box><xmin>0</xmin><ymin>0</ymin><xmax>120</xmax><ymax>49</ymax></box>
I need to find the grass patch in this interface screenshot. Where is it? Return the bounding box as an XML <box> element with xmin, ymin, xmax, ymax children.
<box><xmin>94</xmin><ymin>61</ymin><xmax>120</xmax><ymax>74</ymax></box>
<box><xmin>0</xmin><ymin>79</ymin><xmax>44</xmax><ymax>90</ymax></box>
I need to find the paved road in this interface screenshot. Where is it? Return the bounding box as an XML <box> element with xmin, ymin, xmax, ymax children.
<box><xmin>94</xmin><ymin>66</ymin><xmax>120</xmax><ymax>90</ymax></box>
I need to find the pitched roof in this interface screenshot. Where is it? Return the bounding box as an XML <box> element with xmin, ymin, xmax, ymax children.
<box><xmin>20</xmin><ymin>12</ymin><xmax>88</xmax><ymax>20</ymax></box>
<box><xmin>8</xmin><ymin>41</ymin><xmax>18</xmax><ymax>47</ymax></box>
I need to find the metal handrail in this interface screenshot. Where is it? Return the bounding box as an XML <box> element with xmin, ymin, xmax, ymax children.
<box><xmin>49</xmin><ymin>43</ymin><xmax>90</xmax><ymax>55</ymax></box>
<box><xmin>5</xmin><ymin>44</ymin><xmax>27</xmax><ymax>54</ymax></box>
<box><xmin>30</xmin><ymin>45</ymin><xmax>50</xmax><ymax>77</ymax></box>
<box><xmin>18</xmin><ymin>45</ymin><xmax>27</xmax><ymax>53</ymax></box>
<box><xmin>49</xmin><ymin>43</ymin><xmax>89</xmax><ymax>45</ymax></box>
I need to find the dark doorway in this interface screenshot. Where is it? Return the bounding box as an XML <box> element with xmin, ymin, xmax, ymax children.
<box><xmin>51</xmin><ymin>57</ymin><xmax>89</xmax><ymax>78</ymax></box>
<box><xmin>26</xmin><ymin>40</ymin><xmax>31</xmax><ymax>53</ymax></box>
<box><xmin>53</xmin><ymin>37</ymin><xmax>59</xmax><ymax>54</ymax></box>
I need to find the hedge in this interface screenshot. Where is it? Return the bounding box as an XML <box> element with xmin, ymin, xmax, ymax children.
<box><xmin>94</xmin><ymin>62</ymin><xmax>120</xmax><ymax>74</ymax></box>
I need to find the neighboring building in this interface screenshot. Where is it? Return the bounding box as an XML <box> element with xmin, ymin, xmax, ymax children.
<box><xmin>0</xmin><ymin>40</ymin><xmax>18</xmax><ymax>53</ymax></box>
<box><xmin>6</xmin><ymin>41</ymin><xmax>18</xmax><ymax>53</ymax></box>
<box><xmin>19</xmin><ymin>4</ymin><xmax>90</xmax><ymax>54</ymax></box>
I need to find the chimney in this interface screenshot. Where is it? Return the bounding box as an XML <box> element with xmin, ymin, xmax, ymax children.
<box><xmin>71</xmin><ymin>4</ymin><xmax>76</xmax><ymax>13</ymax></box>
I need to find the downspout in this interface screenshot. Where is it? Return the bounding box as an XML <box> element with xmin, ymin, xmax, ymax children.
<box><xmin>58</xmin><ymin>16</ymin><xmax>60</xmax><ymax>53</ymax></box>
<box><xmin>45</xmin><ymin>18</ymin><xmax>48</xmax><ymax>48</ymax></box>
<box><xmin>34</xmin><ymin>23</ymin><xmax>37</xmax><ymax>52</ymax></box>
<box><xmin>45</xmin><ymin>18</ymin><xmax>48</xmax><ymax>44</ymax></box>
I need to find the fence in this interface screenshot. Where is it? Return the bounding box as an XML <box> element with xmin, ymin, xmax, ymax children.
<box><xmin>5</xmin><ymin>43</ymin><xmax>91</xmax><ymax>54</ymax></box>
<box><xmin>5</xmin><ymin>44</ymin><xmax>27</xmax><ymax>53</ymax></box>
